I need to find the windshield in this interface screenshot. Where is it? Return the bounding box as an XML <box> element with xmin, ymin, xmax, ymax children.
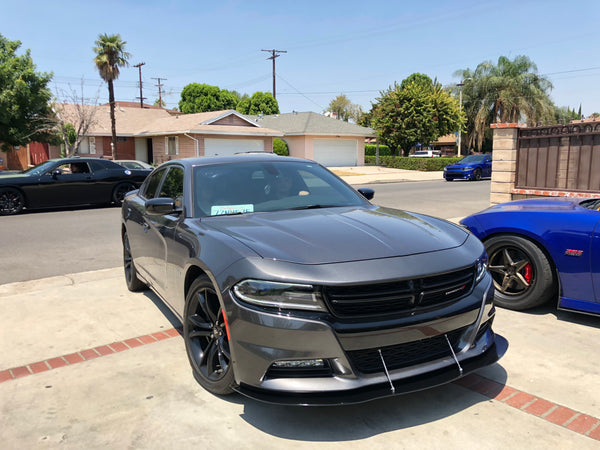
<box><xmin>193</xmin><ymin>160</ymin><xmax>368</xmax><ymax>217</ymax></box>
<box><xmin>22</xmin><ymin>160</ymin><xmax>58</xmax><ymax>176</ymax></box>
<box><xmin>459</xmin><ymin>155</ymin><xmax>487</xmax><ymax>164</ymax></box>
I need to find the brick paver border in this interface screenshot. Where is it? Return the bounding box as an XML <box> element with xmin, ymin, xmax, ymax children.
<box><xmin>0</xmin><ymin>328</ymin><xmax>598</xmax><ymax>442</ymax></box>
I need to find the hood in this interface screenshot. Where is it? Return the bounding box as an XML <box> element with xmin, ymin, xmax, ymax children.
<box><xmin>483</xmin><ymin>198</ymin><xmax>583</xmax><ymax>213</ymax></box>
<box><xmin>445</xmin><ymin>163</ymin><xmax>473</xmax><ymax>170</ymax></box>
<box><xmin>203</xmin><ymin>206</ymin><xmax>469</xmax><ymax>264</ymax></box>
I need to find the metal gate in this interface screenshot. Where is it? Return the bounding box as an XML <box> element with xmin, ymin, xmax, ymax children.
<box><xmin>517</xmin><ymin>122</ymin><xmax>600</xmax><ymax>193</ymax></box>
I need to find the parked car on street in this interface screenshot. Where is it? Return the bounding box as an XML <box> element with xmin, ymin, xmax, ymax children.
<box><xmin>409</xmin><ymin>150</ymin><xmax>442</xmax><ymax>158</ymax></box>
<box><xmin>114</xmin><ymin>160</ymin><xmax>154</xmax><ymax>170</ymax></box>
<box><xmin>461</xmin><ymin>197</ymin><xmax>600</xmax><ymax>315</ymax></box>
<box><xmin>444</xmin><ymin>154</ymin><xmax>492</xmax><ymax>181</ymax></box>
<box><xmin>0</xmin><ymin>157</ymin><xmax>150</xmax><ymax>215</ymax></box>
<box><xmin>121</xmin><ymin>154</ymin><xmax>506</xmax><ymax>405</ymax></box>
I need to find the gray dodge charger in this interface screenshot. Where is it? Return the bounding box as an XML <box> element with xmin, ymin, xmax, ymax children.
<box><xmin>121</xmin><ymin>154</ymin><xmax>507</xmax><ymax>405</ymax></box>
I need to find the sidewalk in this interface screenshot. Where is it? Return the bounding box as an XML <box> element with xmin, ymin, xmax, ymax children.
<box><xmin>1</xmin><ymin>268</ymin><xmax>599</xmax><ymax>447</ymax></box>
<box><xmin>0</xmin><ymin>267</ymin><xmax>600</xmax><ymax>450</ymax></box>
<box><xmin>333</xmin><ymin>166</ymin><xmax>443</xmax><ymax>184</ymax></box>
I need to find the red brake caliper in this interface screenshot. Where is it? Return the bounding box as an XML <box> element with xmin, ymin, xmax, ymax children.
<box><xmin>523</xmin><ymin>263</ymin><xmax>532</xmax><ymax>284</ymax></box>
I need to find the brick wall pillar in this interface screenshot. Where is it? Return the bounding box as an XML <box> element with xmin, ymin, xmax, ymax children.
<box><xmin>490</xmin><ymin>123</ymin><xmax>524</xmax><ymax>205</ymax></box>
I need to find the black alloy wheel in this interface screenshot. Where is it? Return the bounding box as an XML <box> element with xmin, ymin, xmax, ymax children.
<box><xmin>486</xmin><ymin>235</ymin><xmax>556</xmax><ymax>310</ymax></box>
<box><xmin>472</xmin><ymin>168</ymin><xmax>482</xmax><ymax>181</ymax></box>
<box><xmin>112</xmin><ymin>182</ymin><xmax>137</xmax><ymax>206</ymax></box>
<box><xmin>123</xmin><ymin>231</ymin><xmax>146</xmax><ymax>292</ymax></box>
<box><xmin>0</xmin><ymin>188</ymin><xmax>25</xmax><ymax>215</ymax></box>
<box><xmin>184</xmin><ymin>276</ymin><xmax>235</xmax><ymax>395</ymax></box>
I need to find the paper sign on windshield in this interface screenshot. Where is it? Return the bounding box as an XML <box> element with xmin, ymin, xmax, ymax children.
<box><xmin>211</xmin><ymin>204</ymin><xmax>254</xmax><ymax>216</ymax></box>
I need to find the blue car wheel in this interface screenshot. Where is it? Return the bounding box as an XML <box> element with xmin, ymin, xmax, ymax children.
<box><xmin>485</xmin><ymin>235</ymin><xmax>556</xmax><ymax>310</ymax></box>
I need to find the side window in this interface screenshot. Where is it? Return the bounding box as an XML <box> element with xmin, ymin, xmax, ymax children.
<box><xmin>143</xmin><ymin>168</ymin><xmax>167</xmax><ymax>199</ymax></box>
<box><xmin>160</xmin><ymin>167</ymin><xmax>184</xmax><ymax>206</ymax></box>
<box><xmin>54</xmin><ymin>162</ymin><xmax>90</xmax><ymax>174</ymax></box>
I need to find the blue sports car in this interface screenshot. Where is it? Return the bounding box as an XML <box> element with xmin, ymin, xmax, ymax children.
<box><xmin>444</xmin><ymin>154</ymin><xmax>492</xmax><ymax>181</ymax></box>
<box><xmin>461</xmin><ymin>197</ymin><xmax>600</xmax><ymax>315</ymax></box>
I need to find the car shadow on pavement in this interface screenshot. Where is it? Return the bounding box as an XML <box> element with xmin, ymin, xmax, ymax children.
<box><xmin>518</xmin><ymin>303</ymin><xmax>600</xmax><ymax>330</ymax></box>
<box><xmin>143</xmin><ymin>289</ymin><xmax>183</xmax><ymax>330</ymax></box>
<box><xmin>236</xmin><ymin>366</ymin><xmax>508</xmax><ymax>441</ymax></box>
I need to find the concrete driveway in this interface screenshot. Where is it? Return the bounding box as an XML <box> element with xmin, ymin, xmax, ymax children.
<box><xmin>1</xmin><ymin>268</ymin><xmax>599</xmax><ymax>448</ymax></box>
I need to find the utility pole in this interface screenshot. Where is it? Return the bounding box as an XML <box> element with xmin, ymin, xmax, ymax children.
<box><xmin>152</xmin><ymin>77</ymin><xmax>167</xmax><ymax>108</ymax></box>
<box><xmin>133</xmin><ymin>62</ymin><xmax>146</xmax><ymax>108</ymax></box>
<box><xmin>261</xmin><ymin>49</ymin><xmax>287</xmax><ymax>100</ymax></box>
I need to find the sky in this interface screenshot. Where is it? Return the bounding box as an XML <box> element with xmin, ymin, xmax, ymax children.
<box><xmin>3</xmin><ymin>0</ymin><xmax>600</xmax><ymax>116</ymax></box>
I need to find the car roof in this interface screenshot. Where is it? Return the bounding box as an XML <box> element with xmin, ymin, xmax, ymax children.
<box><xmin>159</xmin><ymin>154</ymin><xmax>318</xmax><ymax>169</ymax></box>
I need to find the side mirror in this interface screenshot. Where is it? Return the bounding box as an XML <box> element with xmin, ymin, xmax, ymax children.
<box><xmin>145</xmin><ymin>197</ymin><xmax>177</xmax><ymax>215</ymax></box>
<box><xmin>52</xmin><ymin>169</ymin><xmax>62</xmax><ymax>179</ymax></box>
<box><xmin>358</xmin><ymin>187</ymin><xmax>375</xmax><ymax>201</ymax></box>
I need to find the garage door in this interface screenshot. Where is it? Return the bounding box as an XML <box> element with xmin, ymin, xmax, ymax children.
<box><xmin>205</xmin><ymin>139</ymin><xmax>264</xmax><ymax>157</ymax></box>
<box><xmin>313</xmin><ymin>139</ymin><xmax>357</xmax><ymax>166</ymax></box>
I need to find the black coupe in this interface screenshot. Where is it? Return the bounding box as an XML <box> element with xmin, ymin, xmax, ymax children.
<box><xmin>0</xmin><ymin>157</ymin><xmax>150</xmax><ymax>215</ymax></box>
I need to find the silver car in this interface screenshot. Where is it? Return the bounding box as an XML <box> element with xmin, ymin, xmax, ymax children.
<box><xmin>121</xmin><ymin>155</ymin><xmax>506</xmax><ymax>405</ymax></box>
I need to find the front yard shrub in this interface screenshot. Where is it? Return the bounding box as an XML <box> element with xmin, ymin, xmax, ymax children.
<box><xmin>273</xmin><ymin>138</ymin><xmax>289</xmax><ymax>156</ymax></box>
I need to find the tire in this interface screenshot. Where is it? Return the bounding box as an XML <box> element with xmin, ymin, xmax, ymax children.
<box><xmin>445</xmin><ymin>178</ymin><xmax>454</xmax><ymax>182</ymax></box>
<box><xmin>184</xmin><ymin>276</ymin><xmax>235</xmax><ymax>395</ymax></box>
<box><xmin>472</xmin><ymin>168</ymin><xmax>482</xmax><ymax>181</ymax></box>
<box><xmin>123</xmin><ymin>231</ymin><xmax>146</xmax><ymax>292</ymax></box>
<box><xmin>112</xmin><ymin>182</ymin><xmax>137</xmax><ymax>206</ymax></box>
<box><xmin>485</xmin><ymin>235</ymin><xmax>556</xmax><ymax>310</ymax></box>
<box><xmin>0</xmin><ymin>188</ymin><xmax>25</xmax><ymax>215</ymax></box>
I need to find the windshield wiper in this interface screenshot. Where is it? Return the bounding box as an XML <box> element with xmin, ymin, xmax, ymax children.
<box><xmin>287</xmin><ymin>204</ymin><xmax>338</xmax><ymax>210</ymax></box>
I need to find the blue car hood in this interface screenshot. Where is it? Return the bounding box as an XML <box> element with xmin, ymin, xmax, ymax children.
<box><xmin>481</xmin><ymin>198</ymin><xmax>583</xmax><ymax>213</ymax></box>
<box><xmin>203</xmin><ymin>206</ymin><xmax>469</xmax><ymax>264</ymax></box>
<box><xmin>445</xmin><ymin>163</ymin><xmax>473</xmax><ymax>170</ymax></box>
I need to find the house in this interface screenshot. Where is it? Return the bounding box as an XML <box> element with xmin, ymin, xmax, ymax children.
<box><xmin>249</xmin><ymin>112</ymin><xmax>375</xmax><ymax>167</ymax></box>
<box><xmin>50</xmin><ymin>103</ymin><xmax>283</xmax><ymax>165</ymax></box>
<box><xmin>1</xmin><ymin>105</ymin><xmax>375</xmax><ymax>170</ymax></box>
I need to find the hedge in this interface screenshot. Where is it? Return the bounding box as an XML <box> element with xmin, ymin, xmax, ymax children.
<box><xmin>364</xmin><ymin>144</ymin><xmax>391</xmax><ymax>156</ymax></box>
<box><xmin>364</xmin><ymin>155</ymin><xmax>461</xmax><ymax>171</ymax></box>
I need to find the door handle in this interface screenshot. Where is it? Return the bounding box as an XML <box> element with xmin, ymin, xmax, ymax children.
<box><xmin>143</xmin><ymin>222</ymin><xmax>150</xmax><ymax>233</ymax></box>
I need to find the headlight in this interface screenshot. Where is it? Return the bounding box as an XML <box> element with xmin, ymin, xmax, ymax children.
<box><xmin>233</xmin><ymin>280</ymin><xmax>326</xmax><ymax>311</ymax></box>
<box><xmin>475</xmin><ymin>254</ymin><xmax>488</xmax><ymax>283</ymax></box>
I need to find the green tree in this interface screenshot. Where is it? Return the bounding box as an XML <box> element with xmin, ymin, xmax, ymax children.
<box><xmin>455</xmin><ymin>55</ymin><xmax>554</xmax><ymax>151</ymax></box>
<box><xmin>93</xmin><ymin>33</ymin><xmax>131</xmax><ymax>159</ymax></box>
<box><xmin>178</xmin><ymin>83</ymin><xmax>239</xmax><ymax>113</ymax></box>
<box><xmin>326</xmin><ymin>94</ymin><xmax>363</xmax><ymax>123</ymax></box>
<box><xmin>370</xmin><ymin>75</ymin><xmax>464</xmax><ymax>156</ymax></box>
<box><xmin>236</xmin><ymin>91</ymin><xmax>279</xmax><ymax>115</ymax></box>
<box><xmin>0</xmin><ymin>33</ymin><xmax>53</xmax><ymax>151</ymax></box>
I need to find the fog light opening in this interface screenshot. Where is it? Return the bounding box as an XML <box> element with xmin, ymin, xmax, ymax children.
<box><xmin>273</xmin><ymin>359</ymin><xmax>325</xmax><ymax>368</ymax></box>
<box><xmin>266</xmin><ymin>359</ymin><xmax>333</xmax><ymax>379</ymax></box>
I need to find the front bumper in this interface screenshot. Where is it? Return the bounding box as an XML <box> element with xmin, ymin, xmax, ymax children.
<box><xmin>225</xmin><ymin>274</ymin><xmax>506</xmax><ymax>405</ymax></box>
<box><xmin>444</xmin><ymin>169</ymin><xmax>475</xmax><ymax>180</ymax></box>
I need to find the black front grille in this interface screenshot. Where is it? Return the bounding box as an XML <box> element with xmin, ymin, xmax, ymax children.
<box><xmin>323</xmin><ymin>266</ymin><xmax>475</xmax><ymax>318</ymax></box>
<box><xmin>347</xmin><ymin>327</ymin><xmax>466</xmax><ymax>374</ymax></box>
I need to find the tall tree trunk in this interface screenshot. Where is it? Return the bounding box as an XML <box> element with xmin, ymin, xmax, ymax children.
<box><xmin>108</xmin><ymin>80</ymin><xmax>117</xmax><ymax>159</ymax></box>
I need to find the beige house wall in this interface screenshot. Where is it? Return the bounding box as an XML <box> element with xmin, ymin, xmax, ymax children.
<box><xmin>152</xmin><ymin>134</ymin><xmax>274</xmax><ymax>165</ymax></box>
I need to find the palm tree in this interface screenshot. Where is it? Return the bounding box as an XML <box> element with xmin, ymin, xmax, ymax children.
<box><xmin>93</xmin><ymin>33</ymin><xmax>131</xmax><ymax>159</ymax></box>
<box><xmin>455</xmin><ymin>55</ymin><xmax>554</xmax><ymax>151</ymax></box>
